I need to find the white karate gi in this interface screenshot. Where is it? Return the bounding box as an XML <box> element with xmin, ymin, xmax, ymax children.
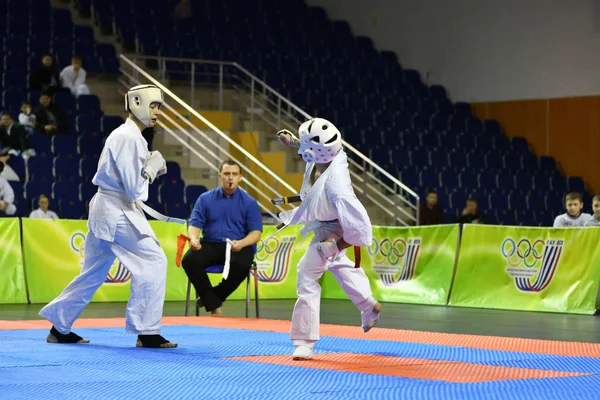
<box><xmin>0</xmin><ymin>177</ymin><xmax>16</xmax><ymax>215</ymax></box>
<box><xmin>59</xmin><ymin>65</ymin><xmax>90</xmax><ymax>97</ymax></box>
<box><xmin>280</xmin><ymin>150</ymin><xmax>376</xmax><ymax>343</ymax></box>
<box><xmin>39</xmin><ymin>118</ymin><xmax>168</xmax><ymax>335</ymax></box>
<box><xmin>29</xmin><ymin>208</ymin><xmax>59</xmax><ymax>219</ymax></box>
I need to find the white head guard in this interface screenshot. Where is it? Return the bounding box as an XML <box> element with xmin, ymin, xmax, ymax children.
<box><xmin>297</xmin><ymin>118</ymin><xmax>342</xmax><ymax>164</ymax></box>
<box><xmin>125</xmin><ymin>84</ymin><xmax>164</xmax><ymax>127</ymax></box>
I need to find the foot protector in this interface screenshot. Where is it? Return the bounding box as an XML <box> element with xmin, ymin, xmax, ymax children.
<box><xmin>136</xmin><ymin>334</ymin><xmax>178</xmax><ymax>348</ymax></box>
<box><xmin>47</xmin><ymin>326</ymin><xmax>90</xmax><ymax>344</ymax></box>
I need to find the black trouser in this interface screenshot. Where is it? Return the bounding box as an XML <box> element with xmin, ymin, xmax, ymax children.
<box><xmin>181</xmin><ymin>241</ymin><xmax>254</xmax><ymax>312</ymax></box>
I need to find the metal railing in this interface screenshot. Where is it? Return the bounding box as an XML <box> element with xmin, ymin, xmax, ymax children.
<box><xmin>120</xmin><ymin>54</ymin><xmax>419</xmax><ymax>226</ymax></box>
<box><xmin>119</xmin><ymin>55</ymin><xmax>298</xmax><ymax>222</ymax></box>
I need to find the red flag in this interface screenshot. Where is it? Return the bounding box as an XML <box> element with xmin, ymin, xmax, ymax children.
<box><xmin>175</xmin><ymin>234</ymin><xmax>190</xmax><ymax>267</ymax></box>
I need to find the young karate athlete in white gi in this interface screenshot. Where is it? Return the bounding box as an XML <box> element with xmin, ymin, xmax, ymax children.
<box><xmin>39</xmin><ymin>84</ymin><xmax>183</xmax><ymax>348</ymax></box>
<box><xmin>276</xmin><ymin>118</ymin><xmax>382</xmax><ymax>360</ymax></box>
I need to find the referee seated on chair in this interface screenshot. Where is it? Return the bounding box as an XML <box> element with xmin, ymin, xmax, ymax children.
<box><xmin>181</xmin><ymin>160</ymin><xmax>262</xmax><ymax>316</ymax></box>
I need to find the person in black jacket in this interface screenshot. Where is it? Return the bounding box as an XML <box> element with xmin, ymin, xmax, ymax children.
<box><xmin>34</xmin><ymin>93</ymin><xmax>69</xmax><ymax>136</ymax></box>
<box><xmin>30</xmin><ymin>53</ymin><xmax>61</xmax><ymax>95</ymax></box>
<box><xmin>0</xmin><ymin>112</ymin><xmax>31</xmax><ymax>155</ymax></box>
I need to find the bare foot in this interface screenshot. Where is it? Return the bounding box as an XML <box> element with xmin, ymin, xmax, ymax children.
<box><xmin>211</xmin><ymin>307</ymin><xmax>222</xmax><ymax>317</ymax></box>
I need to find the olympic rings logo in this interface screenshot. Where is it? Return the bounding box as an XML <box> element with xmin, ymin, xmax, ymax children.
<box><xmin>70</xmin><ymin>232</ymin><xmax>86</xmax><ymax>259</ymax></box>
<box><xmin>256</xmin><ymin>237</ymin><xmax>279</xmax><ymax>262</ymax></box>
<box><xmin>501</xmin><ymin>238</ymin><xmax>545</xmax><ymax>268</ymax></box>
<box><xmin>369</xmin><ymin>237</ymin><xmax>420</xmax><ymax>265</ymax></box>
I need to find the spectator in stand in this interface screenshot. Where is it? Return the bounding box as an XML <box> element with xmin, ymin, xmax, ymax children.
<box><xmin>553</xmin><ymin>192</ymin><xmax>591</xmax><ymax>227</ymax></box>
<box><xmin>584</xmin><ymin>194</ymin><xmax>600</xmax><ymax>227</ymax></box>
<box><xmin>457</xmin><ymin>199</ymin><xmax>484</xmax><ymax>224</ymax></box>
<box><xmin>18</xmin><ymin>101</ymin><xmax>37</xmax><ymax>134</ymax></box>
<box><xmin>35</xmin><ymin>92</ymin><xmax>69</xmax><ymax>136</ymax></box>
<box><xmin>0</xmin><ymin>112</ymin><xmax>34</xmax><ymax>158</ymax></box>
<box><xmin>29</xmin><ymin>194</ymin><xmax>59</xmax><ymax>220</ymax></box>
<box><xmin>30</xmin><ymin>53</ymin><xmax>61</xmax><ymax>95</ymax></box>
<box><xmin>419</xmin><ymin>190</ymin><xmax>444</xmax><ymax>225</ymax></box>
<box><xmin>59</xmin><ymin>55</ymin><xmax>90</xmax><ymax>98</ymax></box>
<box><xmin>0</xmin><ymin>163</ymin><xmax>17</xmax><ymax>217</ymax></box>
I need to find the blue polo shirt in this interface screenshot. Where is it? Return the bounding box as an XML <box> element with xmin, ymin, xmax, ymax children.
<box><xmin>189</xmin><ymin>187</ymin><xmax>263</xmax><ymax>243</ymax></box>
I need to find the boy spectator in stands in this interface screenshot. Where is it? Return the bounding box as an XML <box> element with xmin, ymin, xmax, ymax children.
<box><xmin>419</xmin><ymin>190</ymin><xmax>444</xmax><ymax>225</ymax></box>
<box><xmin>35</xmin><ymin>92</ymin><xmax>69</xmax><ymax>136</ymax></box>
<box><xmin>60</xmin><ymin>55</ymin><xmax>90</xmax><ymax>98</ymax></box>
<box><xmin>584</xmin><ymin>194</ymin><xmax>600</xmax><ymax>227</ymax></box>
<box><xmin>0</xmin><ymin>163</ymin><xmax>17</xmax><ymax>216</ymax></box>
<box><xmin>0</xmin><ymin>112</ymin><xmax>34</xmax><ymax>158</ymax></box>
<box><xmin>457</xmin><ymin>199</ymin><xmax>484</xmax><ymax>224</ymax></box>
<box><xmin>553</xmin><ymin>192</ymin><xmax>591</xmax><ymax>227</ymax></box>
<box><xmin>30</xmin><ymin>53</ymin><xmax>61</xmax><ymax>94</ymax></box>
<box><xmin>19</xmin><ymin>101</ymin><xmax>37</xmax><ymax>134</ymax></box>
<box><xmin>29</xmin><ymin>194</ymin><xmax>59</xmax><ymax>220</ymax></box>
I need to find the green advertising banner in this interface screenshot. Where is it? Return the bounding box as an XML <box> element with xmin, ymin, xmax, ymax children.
<box><xmin>321</xmin><ymin>224</ymin><xmax>460</xmax><ymax>305</ymax></box>
<box><xmin>449</xmin><ymin>225</ymin><xmax>600</xmax><ymax>314</ymax></box>
<box><xmin>22</xmin><ymin>219</ymin><xmax>188</xmax><ymax>303</ymax></box>
<box><xmin>0</xmin><ymin>218</ymin><xmax>28</xmax><ymax>304</ymax></box>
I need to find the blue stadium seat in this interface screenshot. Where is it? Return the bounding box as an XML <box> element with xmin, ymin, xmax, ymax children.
<box><xmin>77</xmin><ymin>94</ymin><xmax>103</xmax><ymax>116</ymax></box>
<box><xmin>79</xmin><ymin>182</ymin><xmax>97</xmax><ymax>203</ymax></box>
<box><xmin>160</xmin><ymin>161</ymin><xmax>183</xmax><ymax>185</ymax></box>
<box><xmin>439</xmin><ymin>170</ymin><xmax>459</xmax><ymax>189</ymax></box>
<box><xmin>59</xmin><ymin>199</ymin><xmax>85</xmax><ymax>219</ymax></box>
<box><xmin>514</xmin><ymin>175</ymin><xmax>531</xmax><ymax>192</ymax></box>
<box><xmin>78</xmin><ymin>135</ymin><xmax>104</xmax><ymax>158</ymax></box>
<box><xmin>532</xmin><ymin>175</ymin><xmax>551</xmax><ymax>192</ymax></box>
<box><xmin>508</xmin><ymin>193</ymin><xmax>527</xmax><ymax>210</ymax></box>
<box><xmin>567</xmin><ymin>176</ymin><xmax>585</xmax><ymax>193</ymax></box>
<box><xmin>419</xmin><ymin>170</ymin><xmax>439</xmax><ymax>190</ymax></box>
<box><xmin>27</xmin><ymin>157</ymin><xmax>53</xmax><ymax>181</ymax></box>
<box><xmin>53</xmin><ymin>181</ymin><xmax>80</xmax><ymax>201</ymax></box>
<box><xmin>77</xmin><ymin>115</ymin><xmax>102</xmax><ymax>135</ymax></box>
<box><xmin>159</xmin><ymin>182</ymin><xmax>185</xmax><ymax>203</ymax></box>
<box><xmin>489</xmin><ymin>192</ymin><xmax>508</xmax><ymax>209</ymax></box>
<box><xmin>496</xmin><ymin>209</ymin><xmax>517</xmax><ymax>226</ymax></box>
<box><xmin>101</xmin><ymin>115</ymin><xmax>125</xmax><ymax>133</ymax></box>
<box><xmin>485</xmin><ymin>154</ymin><xmax>503</xmax><ymax>170</ymax></box>
<box><xmin>53</xmin><ymin>156</ymin><xmax>80</xmax><ymax>180</ymax></box>
<box><xmin>496</xmin><ymin>173</ymin><xmax>516</xmax><ymax>191</ymax></box>
<box><xmin>550</xmin><ymin>175</ymin><xmax>567</xmax><ymax>193</ymax></box>
<box><xmin>164</xmin><ymin>201</ymin><xmax>189</xmax><ymax>220</ymax></box>
<box><xmin>185</xmin><ymin>185</ymin><xmax>208</xmax><ymax>204</ymax></box>
<box><xmin>54</xmin><ymin>92</ymin><xmax>76</xmax><ymax>114</ymax></box>
<box><xmin>459</xmin><ymin>171</ymin><xmax>478</xmax><ymax>190</ymax></box>
<box><xmin>400</xmin><ymin>169</ymin><xmax>419</xmax><ymax>189</ymax></box>
<box><xmin>24</xmin><ymin>181</ymin><xmax>53</xmax><ymax>202</ymax></box>
<box><xmin>52</xmin><ymin>136</ymin><xmax>78</xmax><ymax>157</ymax></box>
<box><xmin>26</xmin><ymin>134</ymin><xmax>51</xmax><ymax>157</ymax></box>
<box><xmin>511</xmin><ymin>137</ymin><xmax>529</xmax><ymax>154</ymax></box>
<box><xmin>478</xmin><ymin>170</ymin><xmax>496</xmax><ymax>191</ymax></box>
<box><xmin>449</xmin><ymin>191</ymin><xmax>467</xmax><ymax>210</ymax></box>
<box><xmin>483</xmin><ymin>119</ymin><xmax>502</xmax><ymax>135</ymax></box>
<box><xmin>7</xmin><ymin>156</ymin><xmax>25</xmax><ymax>181</ymax></box>
<box><xmin>526</xmin><ymin>193</ymin><xmax>543</xmax><ymax>210</ymax></box>
<box><xmin>539</xmin><ymin>156</ymin><xmax>557</xmax><ymax>173</ymax></box>
<box><xmin>79</xmin><ymin>157</ymin><xmax>99</xmax><ymax>180</ymax></box>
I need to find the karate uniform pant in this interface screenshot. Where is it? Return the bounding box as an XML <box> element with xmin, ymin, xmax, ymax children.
<box><xmin>290</xmin><ymin>224</ymin><xmax>376</xmax><ymax>342</ymax></box>
<box><xmin>39</xmin><ymin>215</ymin><xmax>168</xmax><ymax>335</ymax></box>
